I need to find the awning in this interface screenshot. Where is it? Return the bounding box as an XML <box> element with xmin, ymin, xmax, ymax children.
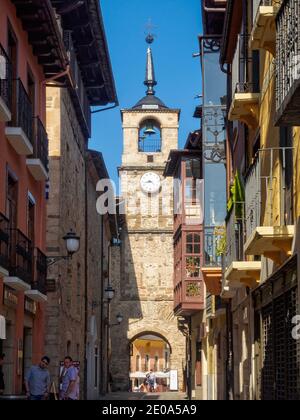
<box><xmin>130</xmin><ymin>371</ymin><xmax>170</xmax><ymax>379</ymax></box>
<box><xmin>0</xmin><ymin>315</ymin><xmax>6</xmax><ymax>339</ymax></box>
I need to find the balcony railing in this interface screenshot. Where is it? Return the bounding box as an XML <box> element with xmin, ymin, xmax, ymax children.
<box><xmin>9</xmin><ymin>79</ymin><xmax>33</xmax><ymax>143</ymax></box>
<box><xmin>245</xmin><ymin>147</ymin><xmax>293</xmax><ymax>240</ymax></box>
<box><xmin>204</xmin><ymin>226</ymin><xmax>225</xmax><ymax>267</ymax></box>
<box><xmin>276</xmin><ymin>0</ymin><xmax>300</xmax><ymax>125</ymax></box>
<box><xmin>235</xmin><ymin>82</ymin><xmax>258</xmax><ymax>94</ymax></box>
<box><xmin>9</xmin><ymin>229</ymin><xmax>33</xmax><ymax>286</ymax></box>
<box><xmin>138</xmin><ymin>138</ymin><xmax>162</xmax><ymax>153</ymax></box>
<box><xmin>245</xmin><ymin>156</ymin><xmax>261</xmax><ymax>240</ymax></box>
<box><xmin>32</xmin><ymin>117</ymin><xmax>49</xmax><ymax>170</ymax></box>
<box><xmin>64</xmin><ymin>31</ymin><xmax>91</xmax><ymax>136</ymax></box>
<box><xmin>0</xmin><ymin>43</ymin><xmax>12</xmax><ymax>112</ymax></box>
<box><xmin>225</xmin><ymin>203</ymin><xmax>245</xmax><ymax>269</ymax></box>
<box><xmin>33</xmin><ymin>248</ymin><xmax>47</xmax><ymax>295</ymax></box>
<box><xmin>0</xmin><ymin>213</ymin><xmax>10</xmax><ymax>271</ymax></box>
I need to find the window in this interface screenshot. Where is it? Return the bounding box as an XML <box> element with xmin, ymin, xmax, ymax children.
<box><xmin>27</xmin><ymin>194</ymin><xmax>35</xmax><ymax>243</ymax></box>
<box><xmin>280</xmin><ymin>127</ymin><xmax>293</xmax><ymax>225</ymax></box>
<box><xmin>6</xmin><ymin>172</ymin><xmax>18</xmax><ymax>230</ymax></box>
<box><xmin>144</xmin><ymin>354</ymin><xmax>150</xmax><ymax>371</ymax></box>
<box><xmin>154</xmin><ymin>356</ymin><xmax>158</xmax><ymax>372</ymax></box>
<box><xmin>186</xmin><ymin>233</ymin><xmax>201</xmax><ymax>254</ymax></box>
<box><xmin>136</xmin><ymin>354</ymin><xmax>140</xmax><ymax>372</ymax></box>
<box><xmin>165</xmin><ymin>351</ymin><xmax>169</xmax><ymax>369</ymax></box>
<box><xmin>185</xmin><ymin>179</ymin><xmax>197</xmax><ymax>204</ymax></box>
<box><xmin>186</xmin><ymin>257</ymin><xmax>201</xmax><ymax>278</ymax></box>
<box><xmin>7</xmin><ymin>24</ymin><xmax>17</xmax><ymax>79</ymax></box>
<box><xmin>185</xmin><ymin>159</ymin><xmax>201</xmax><ymax>178</ymax></box>
<box><xmin>27</xmin><ymin>67</ymin><xmax>35</xmax><ymax>115</ymax></box>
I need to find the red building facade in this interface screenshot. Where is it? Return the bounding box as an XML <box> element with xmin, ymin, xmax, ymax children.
<box><xmin>0</xmin><ymin>0</ymin><xmax>66</xmax><ymax>394</ymax></box>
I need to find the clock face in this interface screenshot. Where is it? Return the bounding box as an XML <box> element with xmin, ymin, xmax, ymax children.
<box><xmin>140</xmin><ymin>172</ymin><xmax>161</xmax><ymax>194</ymax></box>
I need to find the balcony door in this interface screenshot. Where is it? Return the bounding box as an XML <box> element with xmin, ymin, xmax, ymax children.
<box><xmin>27</xmin><ymin>194</ymin><xmax>35</xmax><ymax>244</ymax></box>
<box><xmin>6</xmin><ymin>172</ymin><xmax>18</xmax><ymax>270</ymax></box>
<box><xmin>7</xmin><ymin>26</ymin><xmax>17</xmax><ymax>122</ymax></box>
<box><xmin>280</xmin><ymin>127</ymin><xmax>294</xmax><ymax>225</ymax></box>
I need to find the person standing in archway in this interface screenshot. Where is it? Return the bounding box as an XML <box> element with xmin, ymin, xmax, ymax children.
<box><xmin>147</xmin><ymin>370</ymin><xmax>156</xmax><ymax>393</ymax></box>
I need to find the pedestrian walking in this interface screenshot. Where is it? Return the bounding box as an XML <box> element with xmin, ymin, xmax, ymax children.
<box><xmin>59</xmin><ymin>356</ymin><xmax>78</xmax><ymax>400</ymax></box>
<box><xmin>147</xmin><ymin>370</ymin><xmax>156</xmax><ymax>393</ymax></box>
<box><xmin>0</xmin><ymin>354</ymin><xmax>5</xmax><ymax>395</ymax></box>
<box><xmin>24</xmin><ymin>356</ymin><xmax>51</xmax><ymax>400</ymax></box>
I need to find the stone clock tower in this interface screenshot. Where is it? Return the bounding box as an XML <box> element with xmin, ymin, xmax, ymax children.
<box><xmin>110</xmin><ymin>36</ymin><xmax>185</xmax><ymax>392</ymax></box>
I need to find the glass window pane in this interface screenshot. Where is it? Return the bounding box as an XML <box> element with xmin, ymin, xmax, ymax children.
<box><xmin>194</xmin><ymin>244</ymin><xmax>200</xmax><ymax>254</ymax></box>
<box><xmin>186</xmin><ymin>234</ymin><xmax>193</xmax><ymax>243</ymax></box>
<box><xmin>186</xmin><ymin>257</ymin><xmax>201</xmax><ymax>278</ymax></box>
<box><xmin>186</xmin><ymin>160</ymin><xmax>192</xmax><ymax>177</ymax></box>
<box><xmin>194</xmin><ymin>234</ymin><xmax>201</xmax><ymax>243</ymax></box>
<box><xmin>186</xmin><ymin>244</ymin><xmax>193</xmax><ymax>254</ymax></box>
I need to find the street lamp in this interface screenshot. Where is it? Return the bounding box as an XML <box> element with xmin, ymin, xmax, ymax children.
<box><xmin>104</xmin><ymin>285</ymin><xmax>115</xmax><ymax>302</ymax></box>
<box><xmin>47</xmin><ymin>229</ymin><xmax>80</xmax><ymax>266</ymax></box>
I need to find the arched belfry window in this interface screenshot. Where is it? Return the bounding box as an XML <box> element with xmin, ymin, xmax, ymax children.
<box><xmin>138</xmin><ymin>119</ymin><xmax>161</xmax><ymax>153</ymax></box>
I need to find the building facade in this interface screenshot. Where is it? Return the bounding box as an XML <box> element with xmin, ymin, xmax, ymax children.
<box><xmin>110</xmin><ymin>39</ymin><xmax>186</xmax><ymax>392</ymax></box>
<box><xmin>44</xmin><ymin>0</ymin><xmax>117</xmax><ymax>399</ymax></box>
<box><xmin>0</xmin><ymin>0</ymin><xmax>66</xmax><ymax>395</ymax></box>
<box><xmin>215</xmin><ymin>0</ymin><xmax>300</xmax><ymax>400</ymax></box>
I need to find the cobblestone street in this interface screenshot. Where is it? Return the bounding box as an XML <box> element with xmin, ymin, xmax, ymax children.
<box><xmin>99</xmin><ymin>392</ymin><xmax>188</xmax><ymax>401</ymax></box>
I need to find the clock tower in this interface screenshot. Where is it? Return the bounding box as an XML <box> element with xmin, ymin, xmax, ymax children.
<box><xmin>110</xmin><ymin>35</ymin><xmax>185</xmax><ymax>392</ymax></box>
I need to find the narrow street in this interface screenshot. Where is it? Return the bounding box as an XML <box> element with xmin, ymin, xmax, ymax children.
<box><xmin>99</xmin><ymin>392</ymin><xmax>188</xmax><ymax>401</ymax></box>
<box><xmin>0</xmin><ymin>0</ymin><xmax>300</xmax><ymax>402</ymax></box>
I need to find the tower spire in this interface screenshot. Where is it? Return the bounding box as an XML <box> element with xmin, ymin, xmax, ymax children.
<box><xmin>144</xmin><ymin>32</ymin><xmax>157</xmax><ymax>96</ymax></box>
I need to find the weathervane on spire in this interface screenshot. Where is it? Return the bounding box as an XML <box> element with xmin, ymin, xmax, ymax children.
<box><xmin>145</xmin><ymin>18</ymin><xmax>157</xmax><ymax>45</ymax></box>
<box><xmin>144</xmin><ymin>19</ymin><xmax>157</xmax><ymax>95</ymax></box>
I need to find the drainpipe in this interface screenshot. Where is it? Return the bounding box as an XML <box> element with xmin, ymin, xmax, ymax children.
<box><xmin>83</xmin><ymin>151</ymin><xmax>88</xmax><ymax>400</ymax></box>
<box><xmin>91</xmin><ymin>102</ymin><xmax>119</xmax><ymax>114</ymax></box>
<box><xmin>99</xmin><ymin>214</ymin><xmax>105</xmax><ymax>395</ymax></box>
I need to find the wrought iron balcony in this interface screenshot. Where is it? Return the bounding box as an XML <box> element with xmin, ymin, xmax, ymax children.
<box><xmin>204</xmin><ymin>226</ymin><xmax>224</xmax><ymax>267</ymax></box>
<box><xmin>275</xmin><ymin>0</ymin><xmax>300</xmax><ymax>125</ymax></box>
<box><xmin>244</xmin><ymin>148</ymin><xmax>295</xmax><ymax>262</ymax></box>
<box><xmin>228</xmin><ymin>82</ymin><xmax>260</xmax><ymax>129</ymax></box>
<box><xmin>0</xmin><ymin>43</ymin><xmax>12</xmax><ymax>122</ymax></box>
<box><xmin>250</xmin><ymin>0</ymin><xmax>282</xmax><ymax>54</ymax></box>
<box><xmin>25</xmin><ymin>248</ymin><xmax>47</xmax><ymax>301</ymax></box>
<box><xmin>201</xmin><ymin>226</ymin><xmax>224</xmax><ymax>295</ymax></box>
<box><xmin>138</xmin><ymin>138</ymin><xmax>161</xmax><ymax>153</ymax></box>
<box><xmin>27</xmin><ymin>117</ymin><xmax>49</xmax><ymax>181</ymax></box>
<box><xmin>6</xmin><ymin>79</ymin><xmax>33</xmax><ymax>155</ymax></box>
<box><xmin>0</xmin><ymin>213</ymin><xmax>10</xmax><ymax>273</ymax></box>
<box><xmin>225</xmin><ymin>202</ymin><xmax>245</xmax><ymax>270</ymax></box>
<box><xmin>225</xmin><ymin>202</ymin><xmax>261</xmax><ymax>289</ymax></box>
<box><xmin>9</xmin><ymin>229</ymin><xmax>33</xmax><ymax>287</ymax></box>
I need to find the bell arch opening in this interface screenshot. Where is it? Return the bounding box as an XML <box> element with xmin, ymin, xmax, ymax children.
<box><xmin>129</xmin><ymin>332</ymin><xmax>172</xmax><ymax>393</ymax></box>
<box><xmin>138</xmin><ymin>118</ymin><xmax>162</xmax><ymax>153</ymax></box>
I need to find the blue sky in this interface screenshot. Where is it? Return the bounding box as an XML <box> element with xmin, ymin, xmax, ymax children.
<box><xmin>90</xmin><ymin>0</ymin><xmax>202</xmax><ymax>185</ymax></box>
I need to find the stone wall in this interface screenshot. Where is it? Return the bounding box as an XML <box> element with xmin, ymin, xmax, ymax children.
<box><xmin>110</xmin><ymin>108</ymin><xmax>185</xmax><ymax>392</ymax></box>
<box><xmin>45</xmin><ymin>87</ymin><xmax>87</xmax><ymax>394</ymax></box>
